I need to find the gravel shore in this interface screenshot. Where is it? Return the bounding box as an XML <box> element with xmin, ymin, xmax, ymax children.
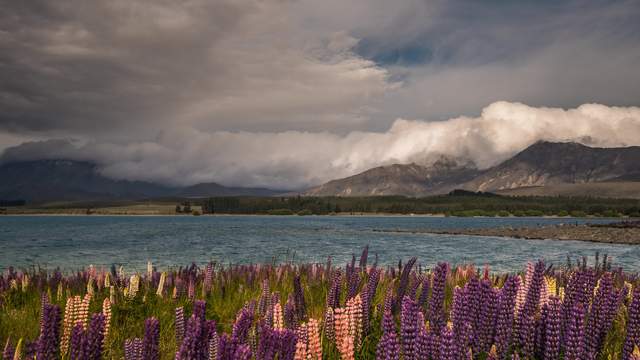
<box><xmin>425</xmin><ymin>223</ymin><xmax>640</xmax><ymax>244</ymax></box>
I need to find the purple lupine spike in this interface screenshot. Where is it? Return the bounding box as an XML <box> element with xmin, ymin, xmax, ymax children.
<box><xmin>376</xmin><ymin>309</ymin><xmax>400</xmax><ymax>360</ymax></box>
<box><xmin>429</xmin><ymin>262</ymin><xmax>448</xmax><ymax>334</ymax></box>
<box><xmin>177</xmin><ymin>315</ymin><xmax>205</xmax><ymax>360</ymax></box>
<box><xmin>363</xmin><ymin>268</ymin><xmax>380</xmax><ymax>332</ymax></box>
<box><xmin>439</xmin><ymin>325</ymin><xmax>455</xmax><ymax>360</ymax></box>
<box><xmin>543</xmin><ymin>296</ymin><xmax>561</xmax><ymax>360</ymax></box>
<box><xmin>495</xmin><ymin>275</ymin><xmax>520</xmax><ymax>357</ymax></box>
<box><xmin>326</xmin><ymin>270</ymin><xmax>342</xmax><ymax>309</ymax></box>
<box><xmin>394</xmin><ymin>257</ymin><xmax>417</xmax><ymax>313</ymax></box>
<box><xmin>623</xmin><ymin>286</ymin><xmax>640</xmax><ymax>360</ymax></box>
<box><xmin>204</xmin><ymin>262</ymin><xmax>214</xmax><ymax>295</ymax></box>
<box><xmin>564</xmin><ymin>301</ymin><xmax>586</xmax><ymax>360</ymax></box>
<box><xmin>193</xmin><ymin>300</ymin><xmax>207</xmax><ymax>321</ymax></box>
<box><xmin>293</xmin><ymin>275</ymin><xmax>306</xmax><ymax>321</ymax></box>
<box><xmin>477</xmin><ymin>279</ymin><xmax>498</xmax><ymax>353</ymax></box>
<box><xmin>232</xmin><ymin>306</ymin><xmax>254</xmax><ymax>343</ymax></box>
<box><xmin>258</xmin><ymin>279</ymin><xmax>271</xmax><ymax>316</ymax></box>
<box><xmin>124</xmin><ymin>338</ymin><xmax>142</xmax><ymax>360</ymax></box>
<box><xmin>208</xmin><ymin>321</ymin><xmax>219</xmax><ymax>360</ymax></box>
<box><xmin>233</xmin><ymin>344</ymin><xmax>252</xmax><ymax>360</ymax></box>
<box><xmin>175</xmin><ymin>307</ymin><xmax>186</xmax><ymax>346</ymax></box>
<box><xmin>69</xmin><ymin>323</ymin><xmax>85</xmax><ymax>360</ymax></box>
<box><xmin>417</xmin><ymin>274</ymin><xmax>431</xmax><ymax>311</ymax></box>
<box><xmin>516</xmin><ymin>260</ymin><xmax>545</xmax><ymax>357</ymax></box>
<box><xmin>284</xmin><ymin>295</ymin><xmax>296</xmax><ymax>329</ymax></box>
<box><xmin>584</xmin><ymin>273</ymin><xmax>616</xmax><ymax>360</ymax></box>
<box><xmin>359</xmin><ymin>245</ymin><xmax>369</xmax><ymax>270</ymax></box>
<box><xmin>3</xmin><ymin>338</ymin><xmax>15</xmax><ymax>360</ymax></box>
<box><xmin>84</xmin><ymin>313</ymin><xmax>105</xmax><ymax>360</ymax></box>
<box><xmin>143</xmin><ymin>317</ymin><xmax>160</xmax><ymax>360</ymax></box>
<box><xmin>450</xmin><ymin>286</ymin><xmax>469</xmax><ymax>357</ymax></box>
<box><xmin>36</xmin><ymin>303</ymin><xmax>61</xmax><ymax>360</ymax></box>
<box><xmin>401</xmin><ymin>296</ymin><xmax>418</xmax><ymax>360</ymax></box>
<box><xmin>533</xmin><ymin>302</ymin><xmax>548</xmax><ymax>359</ymax></box>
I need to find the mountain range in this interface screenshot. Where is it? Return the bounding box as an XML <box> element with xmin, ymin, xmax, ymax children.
<box><xmin>2</xmin><ymin>141</ymin><xmax>640</xmax><ymax>203</ymax></box>
<box><xmin>0</xmin><ymin>160</ymin><xmax>280</xmax><ymax>203</ymax></box>
<box><xmin>304</xmin><ymin>141</ymin><xmax>640</xmax><ymax>198</ymax></box>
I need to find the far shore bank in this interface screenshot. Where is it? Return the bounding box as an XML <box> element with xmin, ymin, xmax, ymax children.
<box><xmin>376</xmin><ymin>222</ymin><xmax>640</xmax><ymax>245</ymax></box>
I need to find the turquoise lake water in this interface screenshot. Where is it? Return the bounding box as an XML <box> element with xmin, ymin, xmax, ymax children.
<box><xmin>0</xmin><ymin>215</ymin><xmax>637</xmax><ymax>273</ymax></box>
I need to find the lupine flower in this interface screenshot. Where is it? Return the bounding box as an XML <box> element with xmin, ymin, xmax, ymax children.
<box><xmin>623</xmin><ymin>286</ymin><xmax>640</xmax><ymax>360</ymax></box>
<box><xmin>516</xmin><ymin>260</ymin><xmax>545</xmax><ymax>357</ymax></box>
<box><xmin>69</xmin><ymin>323</ymin><xmax>85</xmax><ymax>360</ymax></box>
<box><xmin>3</xmin><ymin>339</ymin><xmax>15</xmax><ymax>360</ymax></box>
<box><xmin>85</xmin><ymin>313</ymin><xmax>105</xmax><ymax>360</ymax></box>
<box><xmin>273</xmin><ymin>302</ymin><xmax>285</xmax><ymax>330</ymax></box>
<box><xmin>584</xmin><ymin>273</ymin><xmax>617</xmax><ymax>360</ymax></box>
<box><xmin>564</xmin><ymin>301</ymin><xmax>586</xmax><ymax>360</ymax></box>
<box><xmin>293</xmin><ymin>275</ymin><xmax>306</xmax><ymax>321</ymax></box>
<box><xmin>156</xmin><ymin>272</ymin><xmax>166</xmax><ymax>298</ymax></box>
<box><xmin>439</xmin><ymin>323</ymin><xmax>455</xmax><ymax>360</ymax></box>
<box><xmin>429</xmin><ymin>263</ymin><xmax>448</xmax><ymax>334</ymax></box>
<box><xmin>124</xmin><ymin>338</ymin><xmax>142</xmax><ymax>360</ymax></box>
<box><xmin>495</xmin><ymin>275</ymin><xmax>520</xmax><ymax>357</ymax></box>
<box><xmin>334</xmin><ymin>307</ymin><xmax>355</xmax><ymax>360</ymax></box>
<box><xmin>143</xmin><ymin>317</ymin><xmax>160</xmax><ymax>360</ymax></box>
<box><xmin>326</xmin><ymin>270</ymin><xmax>342</xmax><ymax>309</ymax></box>
<box><xmin>401</xmin><ymin>296</ymin><xmax>418</xmax><ymax>360</ymax></box>
<box><xmin>376</xmin><ymin>309</ymin><xmax>400</xmax><ymax>360</ymax></box>
<box><xmin>36</xmin><ymin>303</ymin><xmax>61</xmax><ymax>360</ymax></box>
<box><xmin>175</xmin><ymin>306</ymin><xmax>185</xmax><ymax>346</ymax></box>
<box><xmin>395</xmin><ymin>257</ymin><xmax>417</xmax><ymax>313</ymax></box>
<box><xmin>102</xmin><ymin>298</ymin><xmax>112</xmax><ymax>348</ymax></box>
<box><xmin>543</xmin><ymin>296</ymin><xmax>561</xmax><ymax>360</ymax></box>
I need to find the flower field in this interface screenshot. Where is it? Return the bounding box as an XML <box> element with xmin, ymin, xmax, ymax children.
<box><xmin>1</xmin><ymin>248</ymin><xmax>640</xmax><ymax>359</ymax></box>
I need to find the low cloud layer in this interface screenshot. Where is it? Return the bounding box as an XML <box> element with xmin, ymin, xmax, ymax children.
<box><xmin>3</xmin><ymin>102</ymin><xmax>640</xmax><ymax>189</ymax></box>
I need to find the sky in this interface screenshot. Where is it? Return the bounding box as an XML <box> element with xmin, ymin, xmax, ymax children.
<box><xmin>1</xmin><ymin>0</ymin><xmax>640</xmax><ymax>189</ymax></box>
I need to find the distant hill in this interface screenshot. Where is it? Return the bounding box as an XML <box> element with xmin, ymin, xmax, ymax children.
<box><xmin>461</xmin><ymin>141</ymin><xmax>640</xmax><ymax>192</ymax></box>
<box><xmin>304</xmin><ymin>141</ymin><xmax>640</xmax><ymax>198</ymax></box>
<box><xmin>0</xmin><ymin>160</ymin><xmax>283</xmax><ymax>204</ymax></box>
<box><xmin>304</xmin><ymin>157</ymin><xmax>479</xmax><ymax>197</ymax></box>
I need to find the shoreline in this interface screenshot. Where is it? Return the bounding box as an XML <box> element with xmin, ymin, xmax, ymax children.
<box><xmin>383</xmin><ymin>223</ymin><xmax>640</xmax><ymax>245</ymax></box>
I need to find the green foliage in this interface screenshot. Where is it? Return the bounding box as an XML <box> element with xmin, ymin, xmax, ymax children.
<box><xmin>192</xmin><ymin>194</ymin><xmax>640</xmax><ymax>217</ymax></box>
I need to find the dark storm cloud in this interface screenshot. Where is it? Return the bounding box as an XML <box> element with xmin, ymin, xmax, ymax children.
<box><xmin>1</xmin><ymin>0</ymin><xmax>640</xmax><ymax>188</ymax></box>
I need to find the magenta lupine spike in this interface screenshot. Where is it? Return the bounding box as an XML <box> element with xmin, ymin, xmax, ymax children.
<box><xmin>495</xmin><ymin>275</ymin><xmax>520</xmax><ymax>357</ymax></box>
<box><xmin>143</xmin><ymin>317</ymin><xmax>160</xmax><ymax>360</ymax></box>
<box><xmin>208</xmin><ymin>321</ymin><xmax>219</xmax><ymax>360</ymax></box>
<box><xmin>543</xmin><ymin>296</ymin><xmax>561</xmax><ymax>360</ymax></box>
<box><xmin>175</xmin><ymin>307</ymin><xmax>185</xmax><ymax>346</ymax></box>
<box><xmin>564</xmin><ymin>301</ymin><xmax>586</xmax><ymax>360</ymax></box>
<box><xmin>623</xmin><ymin>286</ymin><xmax>640</xmax><ymax>360</ymax></box>
<box><xmin>429</xmin><ymin>263</ymin><xmax>449</xmax><ymax>334</ymax></box>
<box><xmin>376</xmin><ymin>309</ymin><xmax>400</xmax><ymax>360</ymax></box>
<box><xmin>401</xmin><ymin>296</ymin><xmax>418</xmax><ymax>360</ymax></box>
<box><xmin>36</xmin><ymin>303</ymin><xmax>61</xmax><ymax>360</ymax></box>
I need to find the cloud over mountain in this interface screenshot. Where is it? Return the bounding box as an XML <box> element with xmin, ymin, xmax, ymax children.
<box><xmin>3</xmin><ymin>102</ymin><xmax>640</xmax><ymax>189</ymax></box>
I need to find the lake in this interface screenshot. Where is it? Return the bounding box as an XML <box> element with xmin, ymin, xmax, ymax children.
<box><xmin>0</xmin><ymin>215</ymin><xmax>637</xmax><ymax>273</ymax></box>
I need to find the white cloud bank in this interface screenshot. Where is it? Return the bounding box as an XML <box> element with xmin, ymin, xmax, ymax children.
<box><xmin>3</xmin><ymin>101</ymin><xmax>640</xmax><ymax>189</ymax></box>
